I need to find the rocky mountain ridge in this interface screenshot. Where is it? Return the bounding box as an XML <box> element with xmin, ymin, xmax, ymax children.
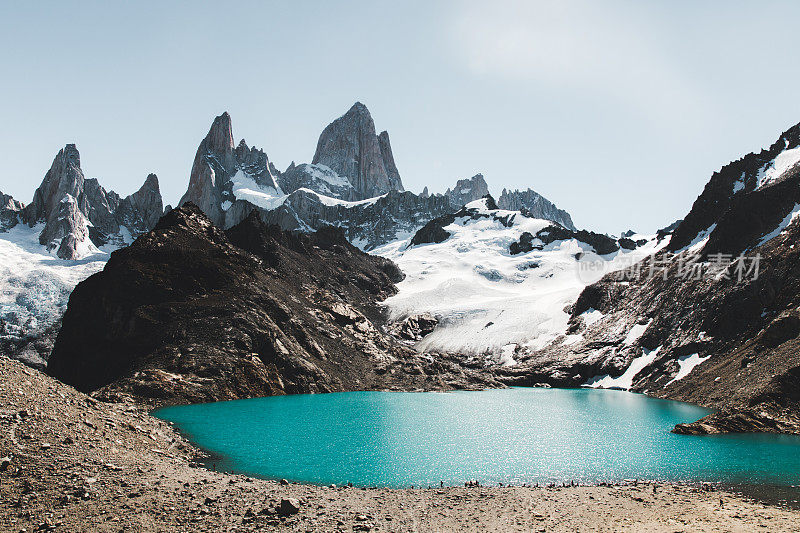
<box><xmin>495</xmin><ymin>120</ymin><xmax>800</xmax><ymax>434</ymax></box>
<box><xmin>0</xmin><ymin>144</ymin><xmax>164</xmax><ymax>259</ymax></box>
<box><xmin>178</xmin><ymin>105</ymin><xmax>576</xmax><ymax>250</ymax></box>
<box><xmin>669</xmin><ymin>122</ymin><xmax>800</xmax><ymax>252</ymax></box>
<box><xmin>47</xmin><ymin>204</ymin><xmax>499</xmax><ymax>403</ymax></box>
<box><xmin>499</xmin><ymin>188</ymin><xmax>576</xmax><ymax>231</ymax></box>
<box><xmin>444</xmin><ymin>174</ymin><xmax>490</xmax><ymax>209</ymax></box>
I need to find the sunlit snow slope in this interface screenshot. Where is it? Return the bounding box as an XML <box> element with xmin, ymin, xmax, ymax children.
<box><xmin>0</xmin><ymin>224</ymin><xmax>108</xmax><ymax>364</ymax></box>
<box><xmin>373</xmin><ymin>199</ymin><xmax>665</xmax><ymax>357</ymax></box>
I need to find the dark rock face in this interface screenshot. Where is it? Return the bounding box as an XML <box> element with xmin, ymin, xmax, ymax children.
<box><xmin>312</xmin><ymin>102</ymin><xmax>404</xmax><ymax>199</ymax></box>
<box><xmin>508</xmin><ymin>225</ymin><xmax>621</xmax><ymax>256</ymax></box>
<box><xmin>758</xmin><ymin>311</ymin><xmax>800</xmax><ymax>348</ymax></box>
<box><xmin>0</xmin><ymin>191</ymin><xmax>24</xmax><ymax>231</ymax></box>
<box><xmin>669</xmin><ymin>121</ymin><xmax>800</xmax><ymax>251</ymax></box>
<box><xmin>18</xmin><ymin>145</ymin><xmax>163</xmax><ymax>258</ymax></box>
<box><xmin>656</xmin><ymin>219</ymin><xmax>682</xmax><ymax>242</ymax></box>
<box><xmin>508</xmin><ymin>232</ymin><xmax>536</xmax><ymax>255</ymax></box>
<box><xmin>388</xmin><ymin>314</ymin><xmax>438</xmax><ymax>341</ymax></box>
<box><xmin>116</xmin><ymin>174</ymin><xmax>164</xmax><ymax>235</ymax></box>
<box><xmin>445</xmin><ymin>174</ymin><xmax>490</xmax><ymax>209</ymax></box>
<box><xmin>499</xmin><ymin>188</ymin><xmax>576</xmax><ymax>231</ymax></box>
<box><xmin>410</xmin><ymin>213</ymin><xmax>457</xmax><ymax>246</ymax></box>
<box><xmin>266</xmin><ymin>188</ymin><xmax>456</xmax><ymax>251</ymax></box>
<box><xmin>700</xmin><ymin>168</ymin><xmax>800</xmax><ymax>256</ymax></box>
<box><xmin>47</xmin><ymin>204</ymin><xmax>497</xmax><ymax>404</ymax></box>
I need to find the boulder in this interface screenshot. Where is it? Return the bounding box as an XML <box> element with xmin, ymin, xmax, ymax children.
<box><xmin>278</xmin><ymin>498</ymin><xmax>300</xmax><ymax>516</ymax></box>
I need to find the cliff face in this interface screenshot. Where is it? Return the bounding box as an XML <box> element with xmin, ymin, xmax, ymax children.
<box><xmin>47</xmin><ymin>204</ymin><xmax>498</xmax><ymax>404</ymax></box>
<box><xmin>668</xmin><ymin>121</ymin><xmax>800</xmax><ymax>252</ymax></box>
<box><xmin>261</xmin><ymin>189</ymin><xmax>455</xmax><ymax>250</ymax></box>
<box><xmin>15</xmin><ymin>144</ymin><xmax>163</xmax><ymax>259</ymax></box>
<box><xmin>22</xmin><ymin>144</ymin><xmax>89</xmax><ymax>258</ymax></box>
<box><xmin>312</xmin><ymin>102</ymin><xmax>404</xmax><ymax>199</ymax></box>
<box><xmin>0</xmin><ymin>191</ymin><xmax>24</xmax><ymax>231</ymax></box>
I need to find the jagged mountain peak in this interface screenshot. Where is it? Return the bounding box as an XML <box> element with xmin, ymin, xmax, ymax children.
<box><xmin>498</xmin><ymin>187</ymin><xmax>576</xmax><ymax>231</ymax></box>
<box><xmin>312</xmin><ymin>102</ymin><xmax>404</xmax><ymax>198</ymax></box>
<box><xmin>205</xmin><ymin>111</ymin><xmax>234</xmax><ymax>154</ymax></box>
<box><xmin>151</xmin><ymin>201</ymin><xmax>217</xmax><ymax>235</ymax></box>
<box><xmin>26</xmin><ymin>144</ymin><xmax>85</xmax><ymax>222</ymax></box>
<box><xmin>669</xmin><ymin>118</ymin><xmax>800</xmax><ymax>252</ymax></box>
<box><xmin>5</xmin><ymin>143</ymin><xmax>165</xmax><ymax>259</ymax></box>
<box><xmin>180</xmin><ymin>112</ymin><xmax>282</xmax><ymax>229</ymax></box>
<box><xmin>445</xmin><ymin>173</ymin><xmax>490</xmax><ymax>209</ymax></box>
<box><xmin>116</xmin><ymin>173</ymin><xmax>164</xmax><ymax>233</ymax></box>
<box><xmin>377</xmin><ymin>130</ymin><xmax>403</xmax><ymax>192</ymax></box>
<box><xmin>142</xmin><ymin>172</ymin><xmax>159</xmax><ymax>188</ymax></box>
<box><xmin>348</xmin><ymin>101</ymin><xmax>369</xmax><ymax>114</ymax></box>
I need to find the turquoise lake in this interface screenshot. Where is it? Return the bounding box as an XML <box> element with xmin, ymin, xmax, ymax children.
<box><xmin>154</xmin><ymin>388</ymin><xmax>800</xmax><ymax>488</ymax></box>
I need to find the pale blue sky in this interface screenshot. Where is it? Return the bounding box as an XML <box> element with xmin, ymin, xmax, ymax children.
<box><xmin>2</xmin><ymin>0</ymin><xmax>800</xmax><ymax>233</ymax></box>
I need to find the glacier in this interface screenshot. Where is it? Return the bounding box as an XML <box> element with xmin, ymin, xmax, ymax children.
<box><xmin>373</xmin><ymin>199</ymin><xmax>665</xmax><ymax>357</ymax></box>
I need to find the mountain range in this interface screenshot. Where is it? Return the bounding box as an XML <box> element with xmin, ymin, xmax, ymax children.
<box><xmin>0</xmin><ymin>102</ymin><xmax>578</xmax><ymax>261</ymax></box>
<box><xmin>4</xmin><ymin>102</ymin><xmax>800</xmax><ymax>433</ymax></box>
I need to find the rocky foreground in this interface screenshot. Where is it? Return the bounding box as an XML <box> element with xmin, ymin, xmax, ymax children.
<box><xmin>2</xmin><ymin>356</ymin><xmax>799</xmax><ymax>532</ymax></box>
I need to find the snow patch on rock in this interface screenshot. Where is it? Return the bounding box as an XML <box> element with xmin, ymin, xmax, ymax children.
<box><xmin>584</xmin><ymin>346</ymin><xmax>662</xmax><ymax>390</ymax></box>
<box><xmin>757</xmin><ymin>203</ymin><xmax>800</xmax><ymax>247</ymax></box>
<box><xmin>623</xmin><ymin>320</ymin><xmax>652</xmax><ymax>346</ymax></box>
<box><xmin>230</xmin><ymin>170</ymin><xmax>285</xmax><ymax>210</ymax></box>
<box><xmin>666</xmin><ymin>353</ymin><xmax>711</xmax><ymax>385</ymax></box>
<box><xmin>580</xmin><ymin>308</ymin><xmax>604</xmax><ymax>326</ymax></box>
<box><xmin>756</xmin><ymin>145</ymin><xmax>800</xmax><ymax>189</ymax></box>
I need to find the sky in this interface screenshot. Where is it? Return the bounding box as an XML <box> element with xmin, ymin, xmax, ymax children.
<box><xmin>2</xmin><ymin>0</ymin><xmax>800</xmax><ymax>234</ymax></box>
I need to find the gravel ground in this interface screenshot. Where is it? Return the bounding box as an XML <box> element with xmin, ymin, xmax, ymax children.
<box><xmin>2</xmin><ymin>355</ymin><xmax>799</xmax><ymax>532</ymax></box>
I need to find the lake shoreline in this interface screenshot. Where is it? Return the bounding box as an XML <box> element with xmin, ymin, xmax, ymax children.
<box><xmin>3</xmin><ymin>356</ymin><xmax>800</xmax><ymax>532</ymax></box>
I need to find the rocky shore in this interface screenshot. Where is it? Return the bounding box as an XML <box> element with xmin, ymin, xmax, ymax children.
<box><xmin>2</xmin><ymin>356</ymin><xmax>799</xmax><ymax>532</ymax></box>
